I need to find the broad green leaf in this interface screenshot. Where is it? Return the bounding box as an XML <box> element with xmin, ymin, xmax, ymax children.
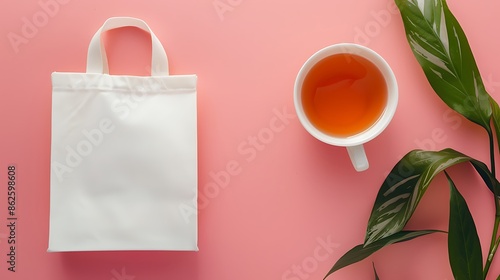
<box><xmin>373</xmin><ymin>263</ymin><xmax>380</xmax><ymax>280</ymax></box>
<box><xmin>395</xmin><ymin>0</ymin><xmax>491</xmax><ymax>130</ymax></box>
<box><xmin>324</xmin><ymin>231</ymin><xmax>440</xmax><ymax>279</ymax></box>
<box><xmin>365</xmin><ymin>149</ymin><xmax>496</xmax><ymax>245</ymax></box>
<box><xmin>445</xmin><ymin>172</ymin><xmax>483</xmax><ymax>280</ymax></box>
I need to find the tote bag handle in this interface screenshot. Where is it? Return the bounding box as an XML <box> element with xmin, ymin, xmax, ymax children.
<box><xmin>86</xmin><ymin>17</ymin><xmax>169</xmax><ymax>76</ymax></box>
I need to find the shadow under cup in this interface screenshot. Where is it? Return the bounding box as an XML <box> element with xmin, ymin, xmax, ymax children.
<box><xmin>294</xmin><ymin>44</ymin><xmax>398</xmax><ymax>171</ymax></box>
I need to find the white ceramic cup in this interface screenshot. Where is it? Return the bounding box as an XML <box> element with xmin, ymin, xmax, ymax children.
<box><xmin>294</xmin><ymin>43</ymin><xmax>398</xmax><ymax>172</ymax></box>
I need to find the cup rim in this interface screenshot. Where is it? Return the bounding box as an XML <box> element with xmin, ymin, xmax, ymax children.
<box><xmin>294</xmin><ymin>43</ymin><xmax>398</xmax><ymax>147</ymax></box>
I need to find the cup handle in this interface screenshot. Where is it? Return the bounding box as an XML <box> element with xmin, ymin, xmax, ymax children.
<box><xmin>346</xmin><ymin>145</ymin><xmax>369</xmax><ymax>172</ymax></box>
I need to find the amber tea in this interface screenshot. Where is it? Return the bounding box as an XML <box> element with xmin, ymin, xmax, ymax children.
<box><xmin>301</xmin><ymin>53</ymin><xmax>388</xmax><ymax>137</ymax></box>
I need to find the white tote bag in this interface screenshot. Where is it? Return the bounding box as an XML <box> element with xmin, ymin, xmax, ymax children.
<box><xmin>48</xmin><ymin>17</ymin><xmax>198</xmax><ymax>251</ymax></box>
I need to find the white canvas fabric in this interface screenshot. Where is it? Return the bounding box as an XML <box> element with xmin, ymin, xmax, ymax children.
<box><xmin>48</xmin><ymin>17</ymin><xmax>198</xmax><ymax>252</ymax></box>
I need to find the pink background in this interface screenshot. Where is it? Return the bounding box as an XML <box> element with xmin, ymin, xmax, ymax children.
<box><xmin>1</xmin><ymin>0</ymin><xmax>500</xmax><ymax>279</ymax></box>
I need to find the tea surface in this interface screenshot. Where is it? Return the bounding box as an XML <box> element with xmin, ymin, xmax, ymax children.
<box><xmin>302</xmin><ymin>53</ymin><xmax>387</xmax><ymax>137</ymax></box>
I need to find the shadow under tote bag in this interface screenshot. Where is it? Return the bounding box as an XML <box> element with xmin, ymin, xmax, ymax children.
<box><xmin>48</xmin><ymin>17</ymin><xmax>198</xmax><ymax>251</ymax></box>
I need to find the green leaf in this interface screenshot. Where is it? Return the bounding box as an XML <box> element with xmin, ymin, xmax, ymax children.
<box><xmin>324</xmin><ymin>231</ymin><xmax>440</xmax><ymax>279</ymax></box>
<box><xmin>373</xmin><ymin>263</ymin><xmax>380</xmax><ymax>280</ymax></box>
<box><xmin>470</xmin><ymin>160</ymin><xmax>499</xmax><ymax>197</ymax></box>
<box><xmin>395</xmin><ymin>0</ymin><xmax>491</xmax><ymax>131</ymax></box>
<box><xmin>445</xmin><ymin>172</ymin><xmax>483</xmax><ymax>280</ymax></box>
<box><xmin>365</xmin><ymin>149</ymin><xmax>496</xmax><ymax>245</ymax></box>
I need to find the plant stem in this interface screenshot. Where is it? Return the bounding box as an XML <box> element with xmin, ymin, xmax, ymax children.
<box><xmin>484</xmin><ymin>130</ymin><xmax>500</xmax><ymax>279</ymax></box>
<box><xmin>490</xmin><ymin>130</ymin><xmax>497</xmax><ymax>179</ymax></box>
<box><xmin>484</xmin><ymin>217</ymin><xmax>500</xmax><ymax>278</ymax></box>
<box><xmin>488</xmin><ymin>130</ymin><xmax>499</xmax><ymax>215</ymax></box>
